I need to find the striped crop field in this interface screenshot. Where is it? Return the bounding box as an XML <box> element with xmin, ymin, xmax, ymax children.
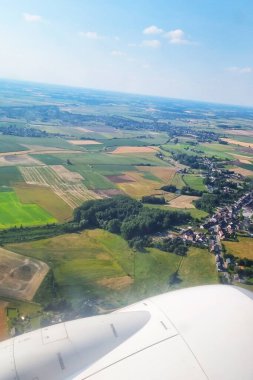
<box><xmin>19</xmin><ymin>165</ymin><xmax>100</xmax><ymax>209</ymax></box>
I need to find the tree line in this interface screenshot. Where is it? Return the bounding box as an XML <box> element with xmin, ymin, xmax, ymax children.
<box><xmin>73</xmin><ymin>196</ymin><xmax>191</xmax><ymax>246</ymax></box>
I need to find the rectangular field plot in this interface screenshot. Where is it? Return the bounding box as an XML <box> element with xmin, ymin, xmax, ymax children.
<box><xmin>136</xmin><ymin>166</ymin><xmax>177</xmax><ymax>183</ymax></box>
<box><xmin>168</xmin><ymin>195</ymin><xmax>199</xmax><ymax>209</ymax></box>
<box><xmin>0</xmin><ymin>136</ymin><xmax>27</xmax><ymax>153</ymax></box>
<box><xmin>223</xmin><ymin>238</ymin><xmax>253</xmax><ymax>260</ymax></box>
<box><xmin>183</xmin><ymin>174</ymin><xmax>206</xmax><ymax>191</ymax></box>
<box><xmin>0</xmin><ymin>192</ymin><xmax>57</xmax><ymax>228</ymax></box>
<box><xmin>0</xmin><ymin>247</ymin><xmax>49</xmax><ymax>301</ymax></box>
<box><xmin>15</xmin><ymin>184</ymin><xmax>73</xmax><ymax>222</ymax></box>
<box><xmin>111</xmin><ymin>146</ymin><xmax>158</xmax><ymax>154</ymax></box>
<box><xmin>116</xmin><ymin>171</ymin><xmax>164</xmax><ymax>198</ymax></box>
<box><xmin>20</xmin><ymin>165</ymin><xmax>100</xmax><ymax>209</ymax></box>
<box><xmin>0</xmin><ymin>166</ymin><xmax>23</xmax><ymax>187</ymax></box>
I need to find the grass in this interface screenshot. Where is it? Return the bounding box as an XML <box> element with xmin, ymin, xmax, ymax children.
<box><xmin>8</xmin><ymin>136</ymin><xmax>82</xmax><ymax>150</ymax></box>
<box><xmin>15</xmin><ymin>184</ymin><xmax>73</xmax><ymax>222</ymax></box>
<box><xmin>48</xmin><ymin>151</ymin><xmax>167</xmax><ymax>168</ymax></box>
<box><xmin>0</xmin><ymin>135</ymin><xmax>27</xmax><ymax>153</ymax></box>
<box><xmin>198</xmin><ymin>143</ymin><xmax>235</xmax><ymax>160</ymax></box>
<box><xmin>66</xmin><ymin>165</ymin><xmax>116</xmax><ymax>190</ymax></box>
<box><xmin>183</xmin><ymin>174</ymin><xmax>206</xmax><ymax>191</ymax></box>
<box><xmin>30</xmin><ymin>154</ymin><xmax>66</xmax><ymax>165</ymax></box>
<box><xmin>5</xmin><ymin>230</ymin><xmax>180</xmax><ymax>308</ymax></box>
<box><xmin>0</xmin><ymin>166</ymin><xmax>23</xmax><ymax>186</ymax></box>
<box><xmin>177</xmin><ymin>247</ymin><xmax>218</xmax><ymax>288</ymax></box>
<box><xmin>163</xmin><ymin>206</ymin><xmax>208</xmax><ymax>219</ymax></box>
<box><xmin>170</xmin><ymin>173</ymin><xmax>185</xmax><ymax>189</ymax></box>
<box><xmin>6</xmin><ymin>229</ymin><xmax>219</xmax><ymax>310</ymax></box>
<box><xmin>7</xmin><ymin>230</ymin><xmax>134</xmax><ymax>305</ymax></box>
<box><xmin>0</xmin><ymin>191</ymin><xmax>57</xmax><ymax>228</ymax></box>
<box><xmin>223</xmin><ymin>237</ymin><xmax>253</xmax><ymax>259</ymax></box>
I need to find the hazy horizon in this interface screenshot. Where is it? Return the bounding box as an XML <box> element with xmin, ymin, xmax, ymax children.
<box><xmin>2</xmin><ymin>76</ymin><xmax>253</xmax><ymax>110</ymax></box>
<box><xmin>1</xmin><ymin>1</ymin><xmax>253</xmax><ymax>106</ymax></box>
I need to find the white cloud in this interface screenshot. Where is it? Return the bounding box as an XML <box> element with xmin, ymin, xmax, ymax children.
<box><xmin>164</xmin><ymin>29</ymin><xmax>190</xmax><ymax>45</ymax></box>
<box><xmin>23</xmin><ymin>13</ymin><xmax>42</xmax><ymax>22</ymax></box>
<box><xmin>142</xmin><ymin>63</ymin><xmax>150</xmax><ymax>69</ymax></box>
<box><xmin>142</xmin><ymin>39</ymin><xmax>161</xmax><ymax>48</ymax></box>
<box><xmin>111</xmin><ymin>50</ymin><xmax>126</xmax><ymax>57</ymax></box>
<box><xmin>227</xmin><ymin>66</ymin><xmax>252</xmax><ymax>74</ymax></box>
<box><xmin>79</xmin><ymin>31</ymin><xmax>104</xmax><ymax>40</ymax></box>
<box><xmin>143</xmin><ymin>25</ymin><xmax>163</xmax><ymax>35</ymax></box>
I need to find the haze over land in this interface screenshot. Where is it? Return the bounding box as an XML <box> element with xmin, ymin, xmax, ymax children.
<box><xmin>0</xmin><ymin>0</ymin><xmax>253</xmax><ymax>106</ymax></box>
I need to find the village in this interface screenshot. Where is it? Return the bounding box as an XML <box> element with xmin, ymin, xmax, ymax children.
<box><xmin>181</xmin><ymin>189</ymin><xmax>253</xmax><ymax>282</ymax></box>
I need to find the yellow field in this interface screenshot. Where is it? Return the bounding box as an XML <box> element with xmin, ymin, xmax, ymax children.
<box><xmin>117</xmin><ymin>171</ymin><xmax>162</xmax><ymax>198</ymax></box>
<box><xmin>68</xmin><ymin>140</ymin><xmax>101</xmax><ymax>145</ymax></box>
<box><xmin>111</xmin><ymin>146</ymin><xmax>158</xmax><ymax>154</ymax></box>
<box><xmin>168</xmin><ymin>195</ymin><xmax>199</xmax><ymax>209</ymax></box>
<box><xmin>231</xmin><ymin>154</ymin><xmax>253</xmax><ymax>164</ymax></box>
<box><xmin>222</xmin><ymin>138</ymin><xmax>253</xmax><ymax>149</ymax></box>
<box><xmin>224</xmin><ymin>238</ymin><xmax>253</xmax><ymax>259</ymax></box>
<box><xmin>15</xmin><ymin>183</ymin><xmax>73</xmax><ymax>222</ymax></box>
<box><xmin>231</xmin><ymin>167</ymin><xmax>253</xmax><ymax>177</ymax></box>
<box><xmin>137</xmin><ymin>166</ymin><xmax>177</xmax><ymax>183</ymax></box>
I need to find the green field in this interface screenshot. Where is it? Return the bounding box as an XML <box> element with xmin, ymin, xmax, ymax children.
<box><xmin>170</xmin><ymin>173</ymin><xmax>185</xmax><ymax>189</ymax></box>
<box><xmin>166</xmin><ymin>206</ymin><xmax>208</xmax><ymax>219</ymax></box>
<box><xmin>178</xmin><ymin>247</ymin><xmax>218</xmax><ymax>287</ymax></box>
<box><xmin>183</xmin><ymin>174</ymin><xmax>206</xmax><ymax>191</ymax></box>
<box><xmin>0</xmin><ymin>166</ymin><xmax>23</xmax><ymax>187</ymax></box>
<box><xmin>15</xmin><ymin>184</ymin><xmax>73</xmax><ymax>222</ymax></box>
<box><xmin>0</xmin><ymin>135</ymin><xmax>27</xmax><ymax>153</ymax></box>
<box><xmin>0</xmin><ymin>191</ymin><xmax>57</xmax><ymax>228</ymax></box>
<box><xmin>7</xmin><ymin>230</ymin><xmax>219</xmax><ymax>309</ymax></box>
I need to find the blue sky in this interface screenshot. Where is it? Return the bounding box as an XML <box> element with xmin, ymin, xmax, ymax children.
<box><xmin>0</xmin><ymin>0</ymin><xmax>253</xmax><ymax>105</ymax></box>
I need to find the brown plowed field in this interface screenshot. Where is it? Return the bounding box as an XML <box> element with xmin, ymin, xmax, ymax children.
<box><xmin>0</xmin><ymin>247</ymin><xmax>49</xmax><ymax>301</ymax></box>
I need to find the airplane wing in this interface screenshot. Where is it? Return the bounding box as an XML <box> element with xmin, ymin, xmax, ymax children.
<box><xmin>1</xmin><ymin>285</ymin><xmax>253</xmax><ymax>380</ymax></box>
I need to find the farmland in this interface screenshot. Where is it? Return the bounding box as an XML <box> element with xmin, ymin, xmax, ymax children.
<box><xmin>168</xmin><ymin>195</ymin><xmax>199</xmax><ymax>209</ymax></box>
<box><xmin>0</xmin><ymin>247</ymin><xmax>49</xmax><ymax>300</ymax></box>
<box><xmin>223</xmin><ymin>237</ymin><xmax>253</xmax><ymax>260</ymax></box>
<box><xmin>20</xmin><ymin>165</ymin><xmax>100</xmax><ymax>208</ymax></box>
<box><xmin>0</xmin><ymin>191</ymin><xmax>57</xmax><ymax>228</ymax></box>
<box><xmin>111</xmin><ymin>146</ymin><xmax>158</xmax><ymax>154</ymax></box>
<box><xmin>183</xmin><ymin>174</ymin><xmax>206</xmax><ymax>191</ymax></box>
<box><xmin>15</xmin><ymin>183</ymin><xmax>73</xmax><ymax>222</ymax></box>
<box><xmin>1</xmin><ymin>79</ymin><xmax>253</xmax><ymax>336</ymax></box>
<box><xmin>178</xmin><ymin>247</ymin><xmax>218</xmax><ymax>288</ymax></box>
<box><xmin>6</xmin><ymin>230</ymin><xmax>219</xmax><ymax>309</ymax></box>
